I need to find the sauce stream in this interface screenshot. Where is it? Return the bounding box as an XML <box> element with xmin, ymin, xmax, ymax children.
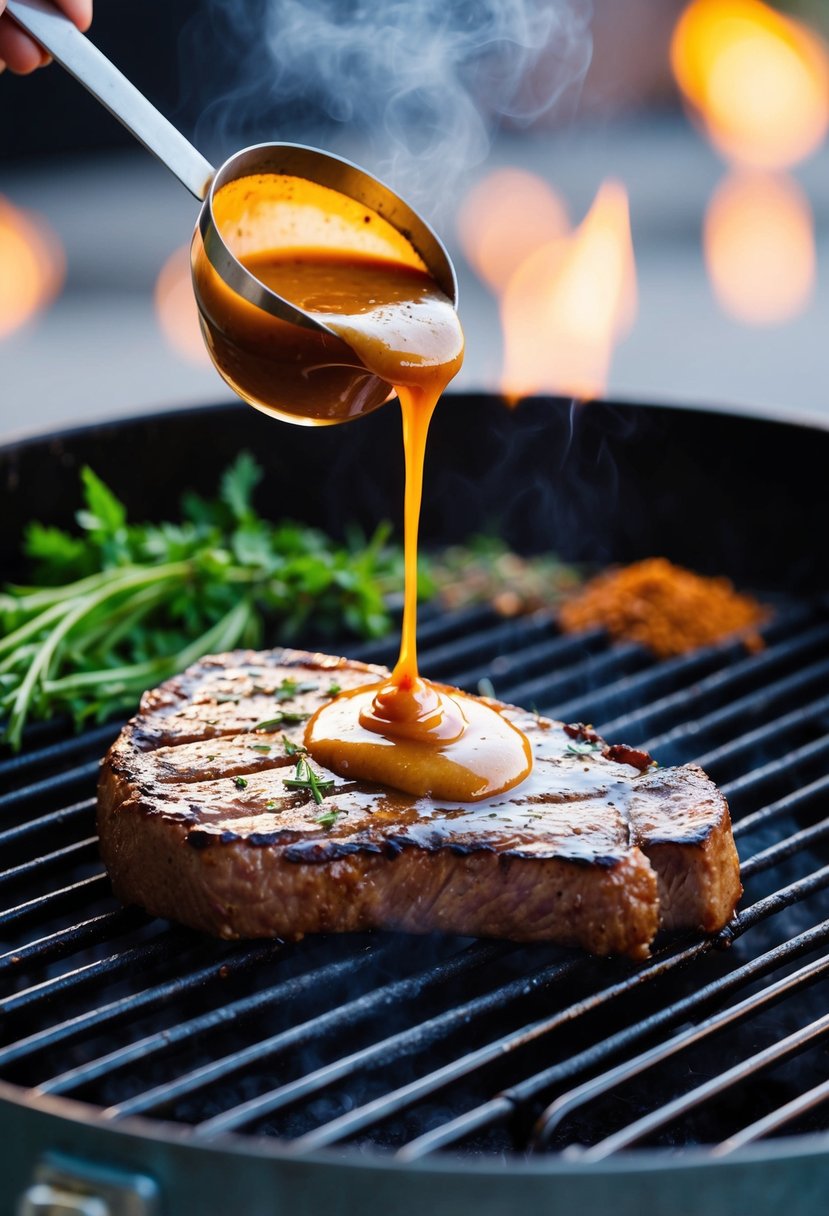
<box><xmin>242</xmin><ymin>241</ymin><xmax>532</xmax><ymax>802</ymax></box>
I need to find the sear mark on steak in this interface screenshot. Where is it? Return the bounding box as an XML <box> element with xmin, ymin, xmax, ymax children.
<box><xmin>97</xmin><ymin>649</ymin><xmax>742</xmax><ymax>959</ymax></box>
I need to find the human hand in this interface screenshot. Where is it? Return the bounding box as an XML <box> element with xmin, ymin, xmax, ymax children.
<box><xmin>0</xmin><ymin>0</ymin><xmax>91</xmax><ymax>74</ymax></box>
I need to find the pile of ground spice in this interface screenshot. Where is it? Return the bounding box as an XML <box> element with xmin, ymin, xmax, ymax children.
<box><xmin>558</xmin><ymin>557</ymin><xmax>767</xmax><ymax>658</ymax></box>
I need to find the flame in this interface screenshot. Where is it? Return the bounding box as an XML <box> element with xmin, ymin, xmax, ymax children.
<box><xmin>456</xmin><ymin>168</ymin><xmax>569</xmax><ymax>295</ymax></box>
<box><xmin>671</xmin><ymin>0</ymin><xmax>829</xmax><ymax>169</ymax></box>
<box><xmin>0</xmin><ymin>196</ymin><xmax>64</xmax><ymax>339</ymax></box>
<box><xmin>704</xmin><ymin>169</ymin><xmax>814</xmax><ymax>325</ymax></box>
<box><xmin>500</xmin><ymin>180</ymin><xmax>637</xmax><ymax>402</ymax></box>
<box><xmin>154</xmin><ymin>246</ymin><xmax>210</xmax><ymax>365</ymax></box>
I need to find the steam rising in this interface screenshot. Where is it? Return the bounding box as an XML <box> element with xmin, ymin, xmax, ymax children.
<box><xmin>182</xmin><ymin>0</ymin><xmax>592</xmax><ymax>218</ymax></box>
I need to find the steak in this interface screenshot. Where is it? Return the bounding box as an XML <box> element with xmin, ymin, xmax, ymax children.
<box><xmin>97</xmin><ymin>649</ymin><xmax>742</xmax><ymax>959</ymax></box>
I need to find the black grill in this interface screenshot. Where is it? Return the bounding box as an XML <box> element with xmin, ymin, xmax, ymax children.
<box><xmin>2</xmin><ymin>590</ymin><xmax>829</xmax><ymax>1161</ymax></box>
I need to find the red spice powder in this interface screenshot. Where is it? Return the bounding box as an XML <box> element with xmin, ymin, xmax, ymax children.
<box><xmin>558</xmin><ymin>557</ymin><xmax>767</xmax><ymax>658</ymax></box>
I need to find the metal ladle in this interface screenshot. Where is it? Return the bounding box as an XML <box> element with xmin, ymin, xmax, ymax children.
<box><xmin>7</xmin><ymin>0</ymin><xmax>458</xmax><ymax>421</ymax></box>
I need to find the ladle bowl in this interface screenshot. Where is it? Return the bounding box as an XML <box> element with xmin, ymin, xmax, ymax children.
<box><xmin>7</xmin><ymin>0</ymin><xmax>458</xmax><ymax>424</ymax></box>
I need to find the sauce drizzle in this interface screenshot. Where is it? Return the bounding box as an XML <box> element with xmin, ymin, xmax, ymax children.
<box><xmin>241</xmin><ymin>229</ymin><xmax>532</xmax><ymax>802</ymax></box>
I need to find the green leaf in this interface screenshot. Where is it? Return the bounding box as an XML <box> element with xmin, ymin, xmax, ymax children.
<box><xmin>23</xmin><ymin>523</ymin><xmax>90</xmax><ymax>580</ymax></box>
<box><xmin>220</xmin><ymin>452</ymin><xmax>262</xmax><ymax>523</ymax></box>
<box><xmin>78</xmin><ymin>467</ymin><xmax>127</xmax><ymax>534</ymax></box>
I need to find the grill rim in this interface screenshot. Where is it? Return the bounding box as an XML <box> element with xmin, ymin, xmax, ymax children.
<box><xmin>2</xmin><ymin>392</ymin><xmax>828</xmax><ymax>457</ymax></box>
<box><xmin>3</xmin><ymin>1077</ymin><xmax>829</xmax><ymax>1178</ymax></box>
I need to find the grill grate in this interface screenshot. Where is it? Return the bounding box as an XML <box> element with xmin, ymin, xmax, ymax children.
<box><xmin>1</xmin><ymin>598</ymin><xmax>829</xmax><ymax>1160</ymax></box>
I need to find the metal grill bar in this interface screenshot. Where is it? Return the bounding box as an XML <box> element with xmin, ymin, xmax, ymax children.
<box><xmin>395</xmin><ymin>865</ymin><xmax>829</xmax><ymax>1159</ymax></box>
<box><xmin>693</xmin><ymin>697</ymin><xmax>829</xmax><ymax>778</ymax></box>
<box><xmin>0</xmin><ymin>873</ymin><xmax>109</xmax><ymax>932</ymax></box>
<box><xmin>0</xmin><ymin>909</ymin><xmax>145</xmax><ymax>975</ymax></box>
<box><xmin>551</xmin><ymin>607</ymin><xmax>816</xmax><ymax>735</ymax></box>
<box><xmin>533</xmin><ymin>931</ymin><xmax>829</xmax><ymax>1152</ymax></box>
<box><xmin>0</xmin><ymin>836</ymin><xmax>99</xmax><ymax>890</ymax></box>
<box><xmin>597</xmin><ymin>621</ymin><xmax>829</xmax><ymax>740</ymax></box>
<box><xmin>298</xmin><ymin>864</ymin><xmax>829</xmax><ymax>1151</ymax></box>
<box><xmin>38</xmin><ymin>942</ymin><xmax>397</xmax><ymax>1097</ymax></box>
<box><xmin>451</xmin><ymin>628</ymin><xmax>606</xmax><ymax>693</ymax></box>
<box><xmin>0</xmin><ymin>761</ymin><xmax>99</xmax><ymax>813</ymax></box>
<box><xmin>0</xmin><ymin>597</ymin><xmax>826</xmax><ymax>1163</ymax></box>
<box><xmin>192</xmin><ymin>954</ymin><xmax>584</xmax><ymax>1138</ymax></box>
<box><xmin>576</xmin><ymin>1010</ymin><xmax>829</xmax><ymax>1161</ymax></box>
<box><xmin>641</xmin><ymin>655</ymin><xmax>829</xmax><ymax>755</ymax></box>
<box><xmin>0</xmin><ymin>798</ymin><xmax>95</xmax><ymax>852</ymax></box>
<box><xmin>507</xmin><ymin>643</ymin><xmax>648</xmax><ymax>718</ymax></box>
<box><xmin>733</xmin><ymin>773</ymin><xmax>829</xmax><ymax>838</ymax></box>
<box><xmin>720</xmin><ymin>738</ymin><xmax>829</xmax><ymax>811</ymax></box>
<box><xmin>714</xmin><ymin>1077</ymin><xmax>829</xmax><ymax>1155</ymax></box>
<box><xmin>107</xmin><ymin>940</ymin><xmax>507</xmax><ymax>1120</ymax></box>
<box><xmin>0</xmin><ymin>722</ymin><xmax>117</xmax><ymax>784</ymax></box>
<box><xmin>0</xmin><ymin>944</ymin><xmax>281</xmax><ymax>1068</ymax></box>
<box><xmin>294</xmin><ymin>940</ymin><xmax>713</xmax><ymax>1153</ymax></box>
<box><xmin>0</xmin><ymin>932</ymin><xmax>184</xmax><ymax>1019</ymax></box>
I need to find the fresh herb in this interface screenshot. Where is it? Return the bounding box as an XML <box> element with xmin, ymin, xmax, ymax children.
<box><xmin>565</xmin><ymin>740</ymin><xmax>602</xmax><ymax>756</ymax></box>
<box><xmin>233</xmin><ymin>776</ymin><xmax>248</xmax><ymax>789</ymax></box>
<box><xmin>282</xmin><ymin>734</ymin><xmax>306</xmax><ymax>757</ymax></box>
<box><xmin>249</xmin><ymin>743</ymin><xmax>271</xmax><ymax>753</ymax></box>
<box><xmin>275</xmin><ymin>677</ymin><xmax>317</xmax><ymax>702</ymax></box>
<box><xmin>266</xmin><ymin>800</ymin><xmax>276</xmax><ymax>809</ymax></box>
<box><xmin>326</xmin><ymin>682</ymin><xmax>342</xmax><ymax>697</ymax></box>
<box><xmin>0</xmin><ymin>454</ymin><xmax>405</xmax><ymax>749</ymax></box>
<box><xmin>253</xmin><ymin>709</ymin><xmax>310</xmax><ymax>732</ymax></box>
<box><xmin>316</xmin><ymin>809</ymin><xmax>340</xmax><ymax>829</ymax></box>
<box><xmin>283</xmin><ymin>756</ymin><xmax>334</xmax><ymax>805</ymax></box>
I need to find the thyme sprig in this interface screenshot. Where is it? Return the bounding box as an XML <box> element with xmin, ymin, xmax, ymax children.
<box><xmin>283</xmin><ymin>756</ymin><xmax>334</xmax><ymax>806</ymax></box>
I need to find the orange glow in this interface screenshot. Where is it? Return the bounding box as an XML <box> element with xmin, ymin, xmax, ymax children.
<box><xmin>0</xmin><ymin>197</ymin><xmax>64</xmax><ymax>339</ymax></box>
<box><xmin>704</xmin><ymin>170</ymin><xmax>814</xmax><ymax>325</ymax></box>
<box><xmin>456</xmin><ymin>168</ymin><xmax>569</xmax><ymax>295</ymax></box>
<box><xmin>500</xmin><ymin>180</ymin><xmax>637</xmax><ymax>402</ymax></box>
<box><xmin>154</xmin><ymin>246</ymin><xmax>210</xmax><ymax>365</ymax></box>
<box><xmin>671</xmin><ymin>0</ymin><xmax>829</xmax><ymax>169</ymax></box>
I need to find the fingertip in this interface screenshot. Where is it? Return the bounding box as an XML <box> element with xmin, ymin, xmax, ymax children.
<box><xmin>0</xmin><ymin>18</ymin><xmax>47</xmax><ymax>73</ymax></box>
<box><xmin>59</xmin><ymin>0</ymin><xmax>93</xmax><ymax>33</ymax></box>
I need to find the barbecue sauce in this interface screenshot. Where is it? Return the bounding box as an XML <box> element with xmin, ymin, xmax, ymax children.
<box><xmin>238</xmin><ymin>235</ymin><xmax>532</xmax><ymax>802</ymax></box>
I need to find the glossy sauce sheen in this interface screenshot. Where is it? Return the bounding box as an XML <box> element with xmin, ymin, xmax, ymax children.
<box><xmin>244</xmin><ymin>248</ymin><xmax>532</xmax><ymax>801</ymax></box>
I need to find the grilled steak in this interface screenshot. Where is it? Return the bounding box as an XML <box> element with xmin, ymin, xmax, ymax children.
<box><xmin>98</xmin><ymin>649</ymin><xmax>742</xmax><ymax>958</ymax></box>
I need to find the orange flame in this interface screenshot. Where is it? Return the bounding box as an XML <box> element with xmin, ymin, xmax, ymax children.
<box><xmin>671</xmin><ymin>0</ymin><xmax>829</xmax><ymax>169</ymax></box>
<box><xmin>0</xmin><ymin>196</ymin><xmax>64</xmax><ymax>339</ymax></box>
<box><xmin>456</xmin><ymin>168</ymin><xmax>569</xmax><ymax>295</ymax></box>
<box><xmin>704</xmin><ymin>169</ymin><xmax>814</xmax><ymax>325</ymax></box>
<box><xmin>499</xmin><ymin>180</ymin><xmax>637</xmax><ymax>402</ymax></box>
<box><xmin>154</xmin><ymin>246</ymin><xmax>210</xmax><ymax>365</ymax></box>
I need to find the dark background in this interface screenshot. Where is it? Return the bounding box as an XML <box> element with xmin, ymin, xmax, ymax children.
<box><xmin>1</xmin><ymin>0</ymin><xmax>203</xmax><ymax>161</ymax></box>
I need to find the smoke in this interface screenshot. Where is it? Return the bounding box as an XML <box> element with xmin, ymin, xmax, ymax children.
<box><xmin>180</xmin><ymin>0</ymin><xmax>593</xmax><ymax>220</ymax></box>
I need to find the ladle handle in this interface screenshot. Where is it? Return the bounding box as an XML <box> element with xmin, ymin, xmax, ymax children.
<box><xmin>6</xmin><ymin>0</ymin><xmax>215</xmax><ymax>200</ymax></box>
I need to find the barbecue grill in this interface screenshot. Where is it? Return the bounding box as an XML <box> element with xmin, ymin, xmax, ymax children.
<box><xmin>1</xmin><ymin>394</ymin><xmax>828</xmax><ymax>1216</ymax></box>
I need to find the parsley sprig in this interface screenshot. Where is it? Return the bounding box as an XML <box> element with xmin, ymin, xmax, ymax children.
<box><xmin>283</xmin><ymin>756</ymin><xmax>334</xmax><ymax>806</ymax></box>
<box><xmin>0</xmin><ymin>454</ymin><xmax>405</xmax><ymax>749</ymax></box>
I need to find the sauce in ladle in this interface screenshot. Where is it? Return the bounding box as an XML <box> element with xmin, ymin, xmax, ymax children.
<box><xmin>242</xmin><ymin>243</ymin><xmax>532</xmax><ymax>802</ymax></box>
